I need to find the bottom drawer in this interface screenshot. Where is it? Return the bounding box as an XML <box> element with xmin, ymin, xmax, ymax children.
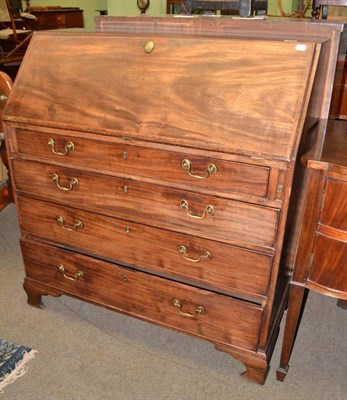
<box><xmin>21</xmin><ymin>239</ymin><xmax>263</xmax><ymax>351</ymax></box>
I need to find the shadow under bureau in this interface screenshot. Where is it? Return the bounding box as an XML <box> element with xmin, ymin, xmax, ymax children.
<box><xmin>3</xmin><ymin>17</ymin><xmax>346</xmax><ymax>384</ymax></box>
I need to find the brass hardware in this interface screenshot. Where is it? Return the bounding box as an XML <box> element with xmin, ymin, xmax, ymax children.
<box><xmin>277</xmin><ymin>184</ymin><xmax>283</xmax><ymax>193</ymax></box>
<box><xmin>58</xmin><ymin>264</ymin><xmax>84</xmax><ymax>281</ymax></box>
<box><xmin>122</xmin><ymin>151</ymin><xmax>127</xmax><ymax>160</ymax></box>
<box><xmin>180</xmin><ymin>199</ymin><xmax>214</xmax><ymax>220</ymax></box>
<box><xmin>144</xmin><ymin>40</ymin><xmax>155</xmax><ymax>54</ymax></box>
<box><xmin>122</xmin><ymin>275</ymin><xmax>127</xmax><ymax>282</ymax></box>
<box><xmin>178</xmin><ymin>245</ymin><xmax>211</xmax><ymax>263</ymax></box>
<box><xmin>52</xmin><ymin>173</ymin><xmax>78</xmax><ymax>191</ymax></box>
<box><xmin>56</xmin><ymin>215</ymin><xmax>84</xmax><ymax>232</ymax></box>
<box><xmin>172</xmin><ymin>298</ymin><xmax>205</xmax><ymax>318</ymax></box>
<box><xmin>48</xmin><ymin>138</ymin><xmax>74</xmax><ymax>156</ymax></box>
<box><xmin>123</xmin><ymin>185</ymin><xmax>128</xmax><ymax>193</ymax></box>
<box><xmin>181</xmin><ymin>159</ymin><xmax>217</xmax><ymax>180</ymax></box>
<box><xmin>125</xmin><ymin>226</ymin><xmax>130</xmax><ymax>234</ymax></box>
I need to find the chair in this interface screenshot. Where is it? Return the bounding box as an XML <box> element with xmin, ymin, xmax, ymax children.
<box><xmin>0</xmin><ymin>70</ymin><xmax>13</xmax><ymax>210</ymax></box>
<box><xmin>181</xmin><ymin>0</ymin><xmax>267</xmax><ymax>17</ymax></box>
<box><xmin>312</xmin><ymin>0</ymin><xmax>347</xmax><ymax>18</ymax></box>
<box><xmin>0</xmin><ymin>0</ymin><xmax>35</xmax><ymax>62</ymax></box>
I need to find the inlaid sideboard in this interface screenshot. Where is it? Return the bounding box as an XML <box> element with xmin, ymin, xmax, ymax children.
<box><xmin>3</xmin><ymin>16</ymin><xmax>346</xmax><ymax>384</ymax></box>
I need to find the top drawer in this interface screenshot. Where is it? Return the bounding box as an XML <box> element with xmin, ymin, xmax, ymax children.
<box><xmin>14</xmin><ymin>128</ymin><xmax>270</xmax><ymax>199</ymax></box>
<box><xmin>4</xmin><ymin>33</ymin><xmax>319</xmax><ymax>160</ymax></box>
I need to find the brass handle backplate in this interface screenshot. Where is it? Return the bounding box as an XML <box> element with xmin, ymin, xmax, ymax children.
<box><xmin>56</xmin><ymin>215</ymin><xmax>84</xmax><ymax>232</ymax></box>
<box><xmin>48</xmin><ymin>138</ymin><xmax>74</xmax><ymax>156</ymax></box>
<box><xmin>52</xmin><ymin>173</ymin><xmax>78</xmax><ymax>191</ymax></box>
<box><xmin>178</xmin><ymin>245</ymin><xmax>211</xmax><ymax>263</ymax></box>
<box><xmin>180</xmin><ymin>199</ymin><xmax>214</xmax><ymax>220</ymax></box>
<box><xmin>58</xmin><ymin>264</ymin><xmax>84</xmax><ymax>281</ymax></box>
<box><xmin>172</xmin><ymin>298</ymin><xmax>205</xmax><ymax>318</ymax></box>
<box><xmin>181</xmin><ymin>159</ymin><xmax>217</xmax><ymax>180</ymax></box>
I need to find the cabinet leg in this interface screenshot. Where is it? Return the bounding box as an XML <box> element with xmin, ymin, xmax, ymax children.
<box><xmin>23</xmin><ymin>279</ymin><xmax>61</xmax><ymax>309</ymax></box>
<box><xmin>276</xmin><ymin>284</ymin><xmax>306</xmax><ymax>381</ymax></box>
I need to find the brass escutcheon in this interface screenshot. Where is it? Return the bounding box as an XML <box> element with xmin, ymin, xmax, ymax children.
<box><xmin>144</xmin><ymin>40</ymin><xmax>155</xmax><ymax>54</ymax></box>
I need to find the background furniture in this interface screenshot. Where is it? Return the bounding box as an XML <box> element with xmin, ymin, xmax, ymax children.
<box><xmin>181</xmin><ymin>0</ymin><xmax>267</xmax><ymax>17</ymax></box>
<box><xmin>312</xmin><ymin>0</ymin><xmax>347</xmax><ymax>18</ymax></box>
<box><xmin>312</xmin><ymin>1</ymin><xmax>347</xmax><ymax>119</ymax></box>
<box><xmin>167</xmin><ymin>0</ymin><xmax>182</xmax><ymax>13</ymax></box>
<box><xmin>30</xmin><ymin>8</ymin><xmax>83</xmax><ymax>30</ymax></box>
<box><xmin>0</xmin><ymin>70</ymin><xmax>13</xmax><ymax>210</ymax></box>
<box><xmin>277</xmin><ymin>119</ymin><xmax>347</xmax><ymax>381</ymax></box>
<box><xmin>0</xmin><ymin>0</ymin><xmax>34</xmax><ymax>63</ymax></box>
<box><xmin>4</xmin><ymin>17</ymin><xmax>346</xmax><ymax>385</ymax></box>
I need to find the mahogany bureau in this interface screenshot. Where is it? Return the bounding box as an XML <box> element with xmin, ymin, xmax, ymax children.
<box><xmin>3</xmin><ymin>17</ymin><xmax>346</xmax><ymax>384</ymax></box>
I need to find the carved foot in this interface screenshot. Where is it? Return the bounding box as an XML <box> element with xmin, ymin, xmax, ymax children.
<box><xmin>215</xmin><ymin>343</ymin><xmax>269</xmax><ymax>385</ymax></box>
<box><xmin>337</xmin><ymin>299</ymin><xmax>347</xmax><ymax>309</ymax></box>
<box><xmin>241</xmin><ymin>365</ymin><xmax>269</xmax><ymax>385</ymax></box>
<box><xmin>23</xmin><ymin>279</ymin><xmax>62</xmax><ymax>309</ymax></box>
<box><xmin>24</xmin><ymin>283</ymin><xmax>45</xmax><ymax>309</ymax></box>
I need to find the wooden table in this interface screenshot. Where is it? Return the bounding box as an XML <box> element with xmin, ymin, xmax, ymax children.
<box><xmin>31</xmin><ymin>9</ymin><xmax>84</xmax><ymax>30</ymax></box>
<box><xmin>277</xmin><ymin>118</ymin><xmax>347</xmax><ymax>381</ymax></box>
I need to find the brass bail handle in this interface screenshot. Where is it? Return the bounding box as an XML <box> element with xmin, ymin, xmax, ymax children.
<box><xmin>180</xmin><ymin>199</ymin><xmax>214</xmax><ymax>220</ymax></box>
<box><xmin>52</xmin><ymin>173</ymin><xmax>78</xmax><ymax>191</ymax></box>
<box><xmin>48</xmin><ymin>138</ymin><xmax>74</xmax><ymax>156</ymax></box>
<box><xmin>56</xmin><ymin>215</ymin><xmax>84</xmax><ymax>232</ymax></box>
<box><xmin>172</xmin><ymin>298</ymin><xmax>205</xmax><ymax>318</ymax></box>
<box><xmin>178</xmin><ymin>245</ymin><xmax>211</xmax><ymax>263</ymax></box>
<box><xmin>181</xmin><ymin>159</ymin><xmax>217</xmax><ymax>180</ymax></box>
<box><xmin>58</xmin><ymin>264</ymin><xmax>84</xmax><ymax>281</ymax></box>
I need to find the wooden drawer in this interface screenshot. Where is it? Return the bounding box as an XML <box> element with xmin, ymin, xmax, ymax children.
<box><xmin>320</xmin><ymin>179</ymin><xmax>347</xmax><ymax>231</ymax></box>
<box><xmin>17</xmin><ymin>197</ymin><xmax>273</xmax><ymax>300</ymax></box>
<box><xmin>14</xmin><ymin>128</ymin><xmax>270</xmax><ymax>199</ymax></box>
<box><xmin>21</xmin><ymin>239</ymin><xmax>263</xmax><ymax>351</ymax></box>
<box><xmin>308</xmin><ymin>233</ymin><xmax>347</xmax><ymax>295</ymax></box>
<box><xmin>13</xmin><ymin>159</ymin><xmax>279</xmax><ymax>248</ymax></box>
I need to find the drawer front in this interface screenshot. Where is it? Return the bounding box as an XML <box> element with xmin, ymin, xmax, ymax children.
<box><xmin>21</xmin><ymin>239</ymin><xmax>263</xmax><ymax>351</ymax></box>
<box><xmin>13</xmin><ymin>159</ymin><xmax>279</xmax><ymax>248</ymax></box>
<box><xmin>320</xmin><ymin>179</ymin><xmax>347</xmax><ymax>231</ymax></box>
<box><xmin>18</xmin><ymin>197</ymin><xmax>273</xmax><ymax>299</ymax></box>
<box><xmin>308</xmin><ymin>233</ymin><xmax>347</xmax><ymax>295</ymax></box>
<box><xmin>15</xmin><ymin>129</ymin><xmax>270</xmax><ymax>199</ymax></box>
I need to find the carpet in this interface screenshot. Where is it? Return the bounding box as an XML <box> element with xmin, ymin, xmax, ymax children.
<box><xmin>0</xmin><ymin>339</ymin><xmax>37</xmax><ymax>393</ymax></box>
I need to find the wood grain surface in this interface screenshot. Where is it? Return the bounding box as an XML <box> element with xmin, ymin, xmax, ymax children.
<box><xmin>4</xmin><ymin>33</ymin><xmax>318</xmax><ymax>160</ymax></box>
